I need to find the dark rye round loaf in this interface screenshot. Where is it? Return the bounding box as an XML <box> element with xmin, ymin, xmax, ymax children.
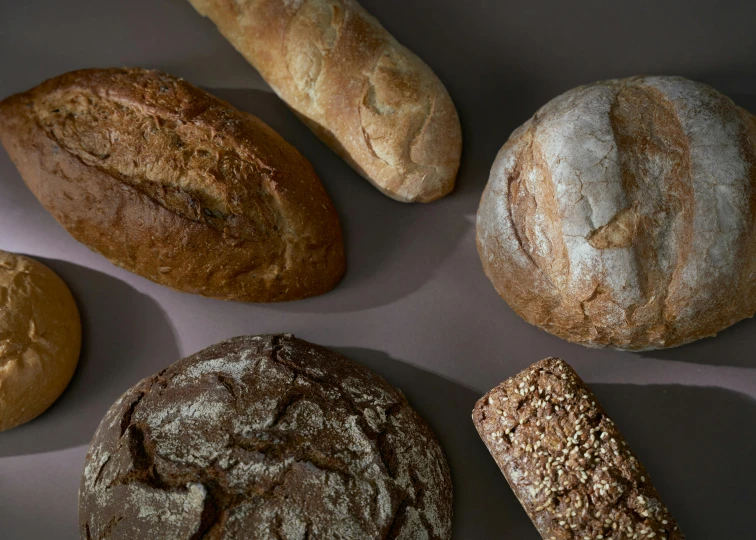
<box><xmin>79</xmin><ymin>334</ymin><xmax>453</xmax><ymax>539</ymax></box>
<box><xmin>0</xmin><ymin>69</ymin><xmax>345</xmax><ymax>302</ymax></box>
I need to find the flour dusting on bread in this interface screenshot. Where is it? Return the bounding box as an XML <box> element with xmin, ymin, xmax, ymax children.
<box><xmin>80</xmin><ymin>334</ymin><xmax>452</xmax><ymax>539</ymax></box>
<box><xmin>477</xmin><ymin>76</ymin><xmax>756</xmax><ymax>350</ymax></box>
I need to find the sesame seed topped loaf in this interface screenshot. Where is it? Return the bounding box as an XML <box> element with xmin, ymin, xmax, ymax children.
<box><xmin>472</xmin><ymin>358</ymin><xmax>684</xmax><ymax>540</ymax></box>
<box><xmin>80</xmin><ymin>334</ymin><xmax>453</xmax><ymax>539</ymax></box>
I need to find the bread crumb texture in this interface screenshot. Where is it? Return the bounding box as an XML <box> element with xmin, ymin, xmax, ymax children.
<box><xmin>0</xmin><ymin>250</ymin><xmax>81</xmax><ymax>431</ymax></box>
<box><xmin>473</xmin><ymin>358</ymin><xmax>684</xmax><ymax>539</ymax></box>
<box><xmin>477</xmin><ymin>76</ymin><xmax>756</xmax><ymax>349</ymax></box>
<box><xmin>80</xmin><ymin>335</ymin><xmax>452</xmax><ymax>539</ymax></box>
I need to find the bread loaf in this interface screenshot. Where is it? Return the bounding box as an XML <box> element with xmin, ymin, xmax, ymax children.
<box><xmin>187</xmin><ymin>0</ymin><xmax>463</xmax><ymax>203</ymax></box>
<box><xmin>0</xmin><ymin>250</ymin><xmax>81</xmax><ymax>432</ymax></box>
<box><xmin>477</xmin><ymin>76</ymin><xmax>756</xmax><ymax>350</ymax></box>
<box><xmin>0</xmin><ymin>68</ymin><xmax>345</xmax><ymax>303</ymax></box>
<box><xmin>473</xmin><ymin>358</ymin><xmax>684</xmax><ymax>539</ymax></box>
<box><xmin>80</xmin><ymin>334</ymin><xmax>453</xmax><ymax>539</ymax></box>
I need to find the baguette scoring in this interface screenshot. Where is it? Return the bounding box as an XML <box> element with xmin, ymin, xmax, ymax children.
<box><xmin>188</xmin><ymin>0</ymin><xmax>463</xmax><ymax>202</ymax></box>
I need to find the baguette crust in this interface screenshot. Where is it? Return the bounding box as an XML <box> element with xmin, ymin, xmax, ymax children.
<box><xmin>0</xmin><ymin>68</ymin><xmax>345</xmax><ymax>302</ymax></box>
<box><xmin>473</xmin><ymin>358</ymin><xmax>684</xmax><ymax>539</ymax></box>
<box><xmin>477</xmin><ymin>76</ymin><xmax>756</xmax><ymax>349</ymax></box>
<box><xmin>188</xmin><ymin>0</ymin><xmax>462</xmax><ymax>202</ymax></box>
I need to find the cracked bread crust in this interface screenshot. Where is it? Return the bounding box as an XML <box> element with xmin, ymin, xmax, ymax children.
<box><xmin>79</xmin><ymin>335</ymin><xmax>452</xmax><ymax>539</ymax></box>
<box><xmin>472</xmin><ymin>358</ymin><xmax>684</xmax><ymax>540</ymax></box>
<box><xmin>187</xmin><ymin>0</ymin><xmax>462</xmax><ymax>203</ymax></box>
<box><xmin>477</xmin><ymin>76</ymin><xmax>756</xmax><ymax>350</ymax></box>
<box><xmin>0</xmin><ymin>250</ymin><xmax>81</xmax><ymax>432</ymax></box>
<box><xmin>0</xmin><ymin>68</ymin><xmax>345</xmax><ymax>303</ymax></box>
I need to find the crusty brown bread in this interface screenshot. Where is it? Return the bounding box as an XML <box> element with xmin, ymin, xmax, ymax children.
<box><xmin>473</xmin><ymin>358</ymin><xmax>684</xmax><ymax>540</ymax></box>
<box><xmin>477</xmin><ymin>76</ymin><xmax>756</xmax><ymax>350</ymax></box>
<box><xmin>80</xmin><ymin>334</ymin><xmax>453</xmax><ymax>539</ymax></box>
<box><xmin>0</xmin><ymin>68</ymin><xmax>345</xmax><ymax>302</ymax></box>
<box><xmin>187</xmin><ymin>0</ymin><xmax>462</xmax><ymax>203</ymax></box>
<box><xmin>0</xmin><ymin>250</ymin><xmax>81</xmax><ymax>432</ymax></box>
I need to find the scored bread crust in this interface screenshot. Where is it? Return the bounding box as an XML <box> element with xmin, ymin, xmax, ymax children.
<box><xmin>187</xmin><ymin>0</ymin><xmax>462</xmax><ymax>203</ymax></box>
<box><xmin>0</xmin><ymin>68</ymin><xmax>345</xmax><ymax>302</ymax></box>
<box><xmin>0</xmin><ymin>250</ymin><xmax>81</xmax><ymax>432</ymax></box>
<box><xmin>477</xmin><ymin>76</ymin><xmax>756</xmax><ymax>350</ymax></box>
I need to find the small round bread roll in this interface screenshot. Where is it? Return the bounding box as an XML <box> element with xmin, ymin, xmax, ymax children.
<box><xmin>0</xmin><ymin>250</ymin><xmax>81</xmax><ymax>431</ymax></box>
<box><xmin>79</xmin><ymin>334</ymin><xmax>452</xmax><ymax>539</ymax></box>
<box><xmin>477</xmin><ymin>76</ymin><xmax>756</xmax><ymax>350</ymax></box>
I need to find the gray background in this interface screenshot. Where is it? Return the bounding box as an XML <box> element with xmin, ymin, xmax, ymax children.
<box><xmin>1</xmin><ymin>0</ymin><xmax>755</xmax><ymax>538</ymax></box>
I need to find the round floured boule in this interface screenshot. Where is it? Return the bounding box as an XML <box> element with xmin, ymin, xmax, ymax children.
<box><xmin>477</xmin><ymin>76</ymin><xmax>756</xmax><ymax>350</ymax></box>
<box><xmin>79</xmin><ymin>334</ymin><xmax>452</xmax><ymax>539</ymax></box>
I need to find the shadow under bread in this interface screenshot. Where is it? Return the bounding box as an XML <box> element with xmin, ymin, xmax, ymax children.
<box><xmin>0</xmin><ymin>259</ymin><xmax>179</xmax><ymax>457</ymax></box>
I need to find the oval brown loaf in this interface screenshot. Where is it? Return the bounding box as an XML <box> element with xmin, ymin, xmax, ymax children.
<box><xmin>187</xmin><ymin>0</ymin><xmax>463</xmax><ymax>203</ymax></box>
<box><xmin>79</xmin><ymin>334</ymin><xmax>453</xmax><ymax>539</ymax></box>
<box><xmin>0</xmin><ymin>68</ymin><xmax>345</xmax><ymax>302</ymax></box>
<box><xmin>477</xmin><ymin>76</ymin><xmax>756</xmax><ymax>350</ymax></box>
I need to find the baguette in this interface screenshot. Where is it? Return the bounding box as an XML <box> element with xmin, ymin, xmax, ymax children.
<box><xmin>0</xmin><ymin>68</ymin><xmax>345</xmax><ymax>302</ymax></box>
<box><xmin>187</xmin><ymin>0</ymin><xmax>463</xmax><ymax>202</ymax></box>
<box><xmin>473</xmin><ymin>358</ymin><xmax>684</xmax><ymax>539</ymax></box>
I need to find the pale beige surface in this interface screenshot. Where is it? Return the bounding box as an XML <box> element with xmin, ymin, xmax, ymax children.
<box><xmin>0</xmin><ymin>250</ymin><xmax>81</xmax><ymax>432</ymax></box>
<box><xmin>187</xmin><ymin>0</ymin><xmax>462</xmax><ymax>203</ymax></box>
<box><xmin>477</xmin><ymin>76</ymin><xmax>756</xmax><ymax>350</ymax></box>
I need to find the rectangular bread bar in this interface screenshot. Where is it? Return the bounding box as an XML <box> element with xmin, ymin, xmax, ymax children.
<box><xmin>472</xmin><ymin>358</ymin><xmax>684</xmax><ymax>539</ymax></box>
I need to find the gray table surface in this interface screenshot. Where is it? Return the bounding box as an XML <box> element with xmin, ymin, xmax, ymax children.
<box><xmin>1</xmin><ymin>1</ymin><xmax>755</xmax><ymax>538</ymax></box>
